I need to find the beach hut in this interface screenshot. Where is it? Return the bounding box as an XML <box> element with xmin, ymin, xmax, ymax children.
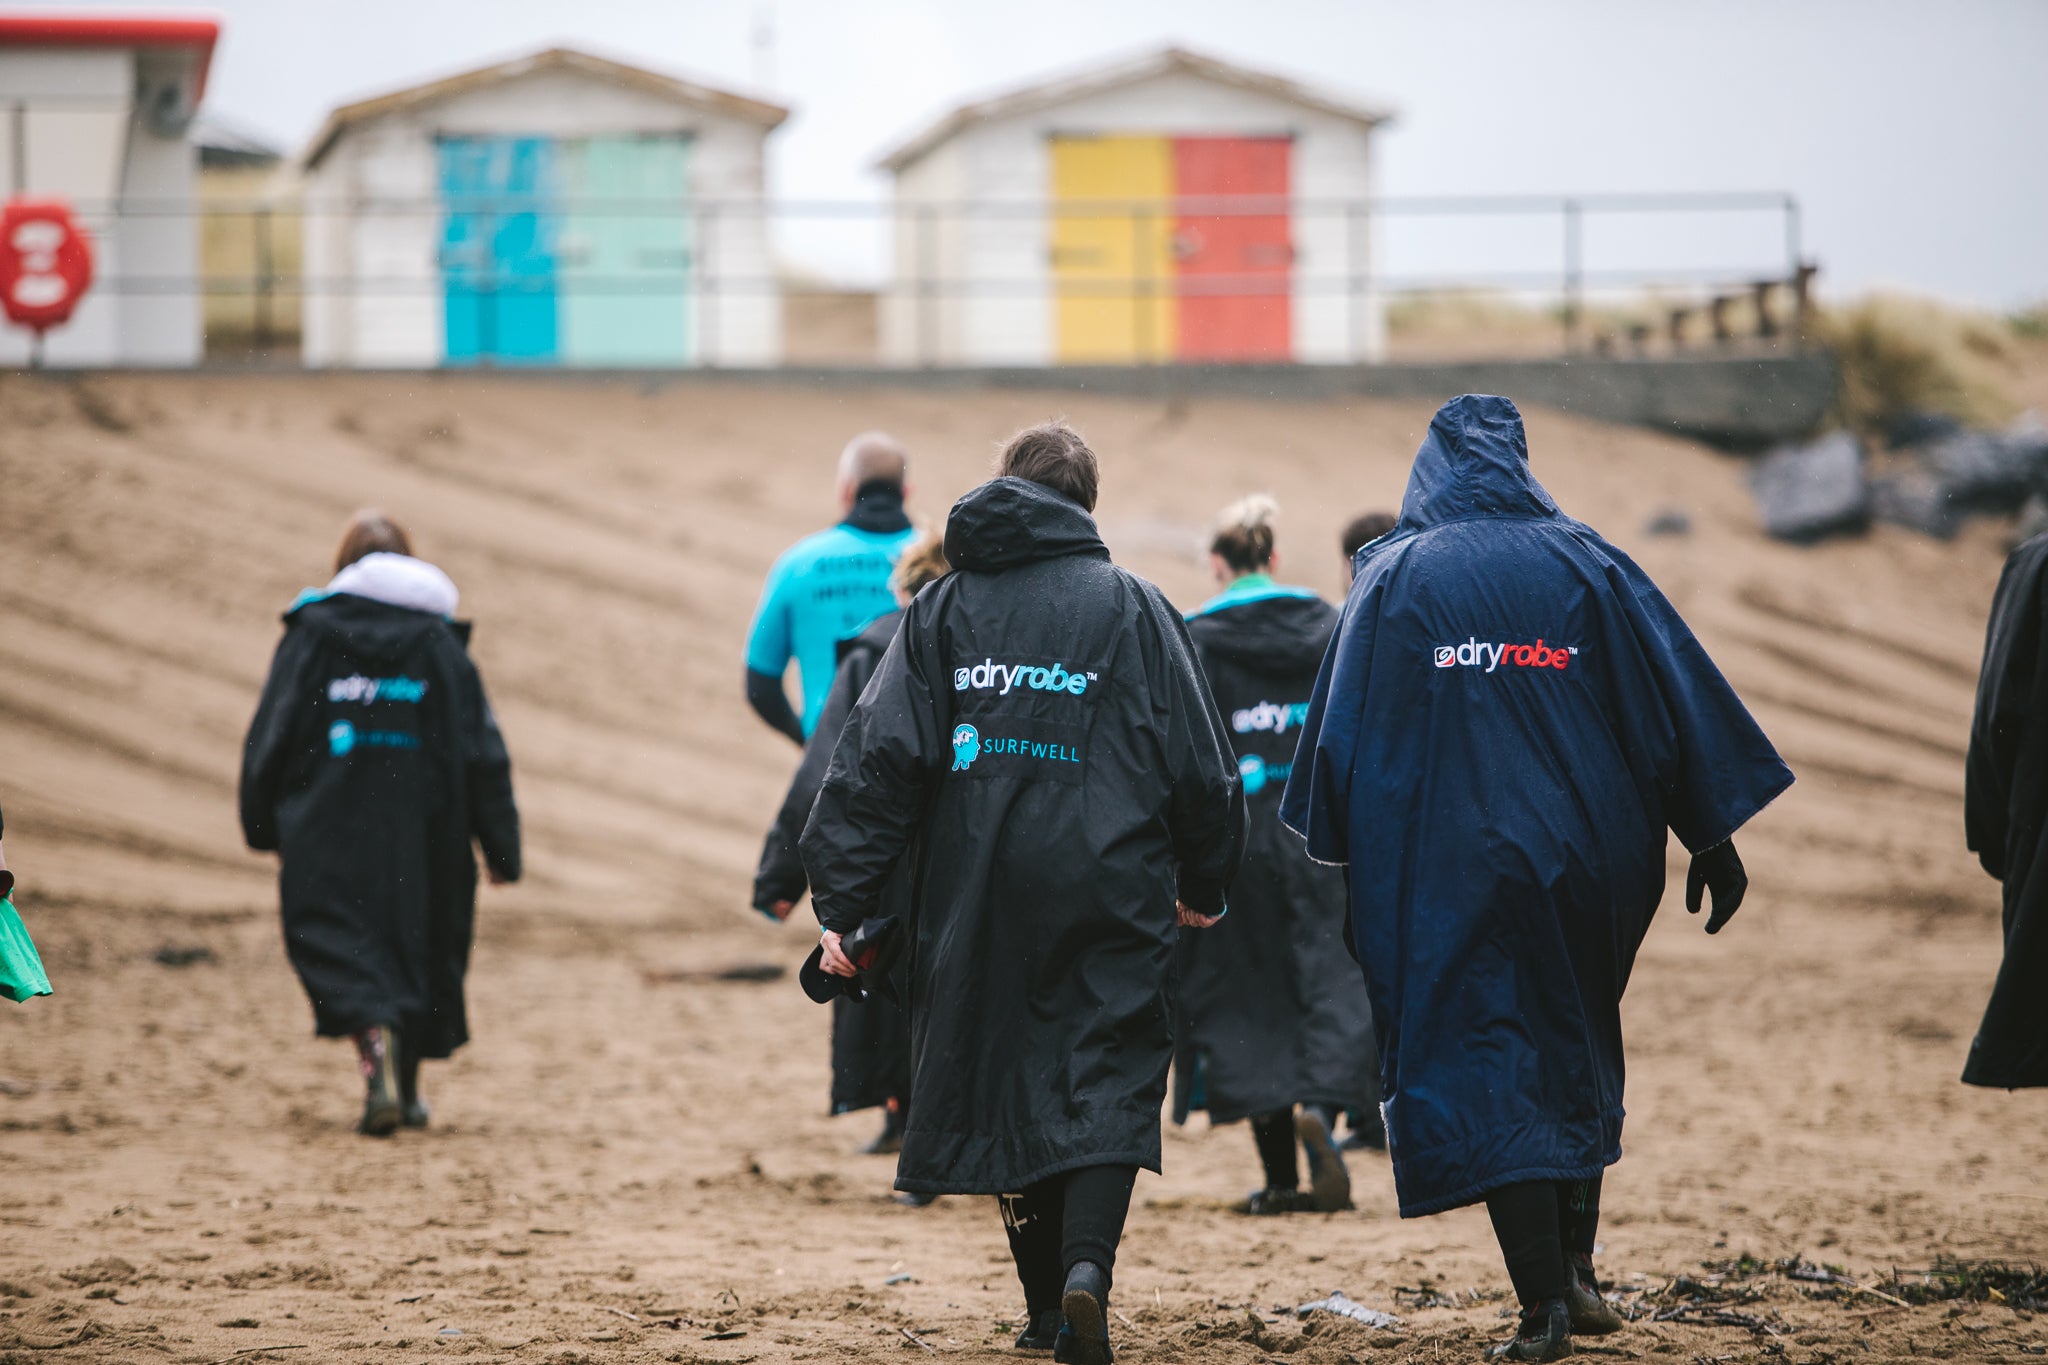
<box><xmin>300</xmin><ymin>47</ymin><xmax>787</xmax><ymax>369</ymax></box>
<box><xmin>876</xmin><ymin>47</ymin><xmax>1394</xmax><ymax>367</ymax></box>
<box><xmin>0</xmin><ymin>13</ymin><xmax>217</xmax><ymax>366</ymax></box>
<box><xmin>196</xmin><ymin>113</ymin><xmax>300</xmax><ymax>355</ymax></box>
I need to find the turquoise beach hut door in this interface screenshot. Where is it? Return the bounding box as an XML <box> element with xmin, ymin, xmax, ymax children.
<box><xmin>439</xmin><ymin>135</ymin><xmax>561</xmax><ymax>365</ymax></box>
<box><xmin>559</xmin><ymin>133</ymin><xmax>691</xmax><ymax>366</ymax></box>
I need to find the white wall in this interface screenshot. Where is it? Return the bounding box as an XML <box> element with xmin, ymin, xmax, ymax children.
<box><xmin>884</xmin><ymin>68</ymin><xmax>1385</xmax><ymax>365</ymax></box>
<box><xmin>880</xmin><ymin>137</ymin><xmax>965</xmax><ymax>365</ymax></box>
<box><xmin>117</xmin><ymin>47</ymin><xmax>203</xmax><ymax>367</ymax></box>
<box><xmin>0</xmin><ymin>45</ymin><xmax>204</xmax><ymax>366</ymax></box>
<box><xmin>305</xmin><ymin>65</ymin><xmax>779</xmax><ymax>368</ymax></box>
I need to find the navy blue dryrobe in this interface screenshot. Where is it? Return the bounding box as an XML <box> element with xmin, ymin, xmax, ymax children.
<box><xmin>1280</xmin><ymin>395</ymin><xmax>1792</xmax><ymax>1218</ymax></box>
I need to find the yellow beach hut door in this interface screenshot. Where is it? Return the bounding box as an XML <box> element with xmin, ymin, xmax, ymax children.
<box><xmin>1049</xmin><ymin>135</ymin><xmax>1176</xmax><ymax>363</ymax></box>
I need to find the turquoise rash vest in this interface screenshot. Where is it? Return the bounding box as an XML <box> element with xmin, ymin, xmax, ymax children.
<box><xmin>746</xmin><ymin>521</ymin><xmax>916</xmax><ymax>736</ymax></box>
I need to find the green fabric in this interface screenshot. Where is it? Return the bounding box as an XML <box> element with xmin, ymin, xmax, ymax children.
<box><xmin>0</xmin><ymin>893</ymin><xmax>52</xmax><ymax>1002</ymax></box>
<box><xmin>1187</xmin><ymin>573</ymin><xmax>1322</xmax><ymax>620</ymax></box>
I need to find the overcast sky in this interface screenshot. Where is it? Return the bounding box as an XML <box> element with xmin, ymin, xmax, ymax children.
<box><xmin>31</xmin><ymin>0</ymin><xmax>2045</xmax><ymax>308</ymax></box>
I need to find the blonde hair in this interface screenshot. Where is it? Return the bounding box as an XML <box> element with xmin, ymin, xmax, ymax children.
<box><xmin>893</xmin><ymin>529</ymin><xmax>951</xmax><ymax>599</ymax></box>
<box><xmin>1210</xmin><ymin>493</ymin><xmax>1279</xmax><ymax>574</ymax></box>
<box><xmin>334</xmin><ymin>509</ymin><xmax>412</xmax><ymax>574</ymax></box>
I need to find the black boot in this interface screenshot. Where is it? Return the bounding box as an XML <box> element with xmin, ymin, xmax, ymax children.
<box><xmin>354</xmin><ymin>1025</ymin><xmax>402</xmax><ymax>1137</ymax></box>
<box><xmin>397</xmin><ymin>1035</ymin><xmax>430</xmax><ymax>1129</ymax></box>
<box><xmin>1489</xmin><ymin>1299</ymin><xmax>1573</xmax><ymax>1361</ymax></box>
<box><xmin>1242</xmin><ymin>1187</ymin><xmax>1317</xmax><ymax>1215</ymax></box>
<box><xmin>863</xmin><ymin>1099</ymin><xmax>906</xmax><ymax>1155</ymax></box>
<box><xmin>1001</xmin><ymin>1192</ymin><xmax>1062</xmax><ymax>1350</ymax></box>
<box><xmin>1565</xmin><ymin>1253</ymin><xmax>1621</xmax><ymax>1335</ymax></box>
<box><xmin>1054</xmin><ymin>1261</ymin><xmax>1112</xmax><ymax>1365</ymax></box>
<box><xmin>1014</xmin><ymin>1307</ymin><xmax>1064</xmax><ymax>1352</ymax></box>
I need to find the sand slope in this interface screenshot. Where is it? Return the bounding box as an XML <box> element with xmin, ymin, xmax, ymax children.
<box><xmin>0</xmin><ymin>373</ymin><xmax>2040</xmax><ymax>1364</ymax></box>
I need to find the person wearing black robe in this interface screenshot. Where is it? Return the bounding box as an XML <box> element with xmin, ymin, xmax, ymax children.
<box><xmin>1173</xmin><ymin>494</ymin><xmax>1378</xmax><ymax>1216</ymax></box>
<box><xmin>240</xmin><ymin>512</ymin><xmax>520</xmax><ymax>1137</ymax></box>
<box><xmin>1963</xmin><ymin>530</ymin><xmax>2048</xmax><ymax>1089</ymax></box>
<box><xmin>1281</xmin><ymin>396</ymin><xmax>1792</xmax><ymax>1361</ymax></box>
<box><xmin>755</xmin><ymin>534</ymin><xmax>951</xmax><ymax>1163</ymax></box>
<box><xmin>800</xmin><ymin>424</ymin><xmax>1246</xmax><ymax>1365</ymax></box>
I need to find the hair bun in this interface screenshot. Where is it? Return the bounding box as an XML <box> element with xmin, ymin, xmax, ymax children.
<box><xmin>1209</xmin><ymin>494</ymin><xmax>1280</xmax><ymax>573</ymax></box>
<box><xmin>1229</xmin><ymin>493</ymin><xmax>1278</xmax><ymax>534</ymax></box>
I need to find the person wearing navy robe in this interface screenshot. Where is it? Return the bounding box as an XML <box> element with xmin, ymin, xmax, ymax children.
<box><xmin>1281</xmin><ymin>394</ymin><xmax>1791</xmax><ymax>1360</ymax></box>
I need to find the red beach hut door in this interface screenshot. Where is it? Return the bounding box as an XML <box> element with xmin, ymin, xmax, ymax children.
<box><xmin>1171</xmin><ymin>136</ymin><xmax>1292</xmax><ymax>361</ymax></box>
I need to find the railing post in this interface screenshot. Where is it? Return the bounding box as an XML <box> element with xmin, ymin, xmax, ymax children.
<box><xmin>1347</xmin><ymin>201</ymin><xmax>1364</xmax><ymax>363</ymax></box>
<box><xmin>917</xmin><ymin>203</ymin><xmax>937</xmax><ymax>367</ymax></box>
<box><xmin>1135</xmin><ymin>202</ymin><xmax>1152</xmax><ymax>362</ymax></box>
<box><xmin>1562</xmin><ymin>197</ymin><xmax>1583</xmax><ymax>352</ymax></box>
<box><xmin>701</xmin><ymin>201</ymin><xmax>719</xmax><ymax>366</ymax></box>
<box><xmin>255</xmin><ymin>203</ymin><xmax>275</xmax><ymax>354</ymax></box>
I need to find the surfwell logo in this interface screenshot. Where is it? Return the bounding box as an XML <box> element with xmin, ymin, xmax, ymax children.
<box><xmin>1433</xmin><ymin>637</ymin><xmax>1578</xmax><ymax>673</ymax></box>
<box><xmin>952</xmin><ymin>723</ymin><xmax>981</xmax><ymax>770</ymax></box>
<box><xmin>328</xmin><ymin>720</ymin><xmax>421</xmax><ymax>757</ymax></box>
<box><xmin>328</xmin><ymin>674</ymin><xmax>428</xmax><ymax>704</ymax></box>
<box><xmin>1238</xmin><ymin>753</ymin><xmax>1293</xmax><ymax>797</ymax></box>
<box><xmin>952</xmin><ymin>658</ymin><xmax>1095</xmax><ymax>697</ymax></box>
<box><xmin>947</xmin><ymin>717</ymin><xmax>1086</xmax><ymax>782</ymax></box>
<box><xmin>1233</xmin><ymin>700</ymin><xmax>1309</xmax><ymax>735</ymax></box>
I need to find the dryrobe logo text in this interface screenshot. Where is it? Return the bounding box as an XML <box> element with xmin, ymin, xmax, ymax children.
<box><xmin>1233</xmin><ymin>700</ymin><xmax>1310</xmax><ymax>735</ymax></box>
<box><xmin>952</xmin><ymin>658</ymin><xmax>1095</xmax><ymax>697</ymax></box>
<box><xmin>328</xmin><ymin>674</ymin><xmax>428</xmax><ymax>704</ymax></box>
<box><xmin>952</xmin><ymin>723</ymin><xmax>981</xmax><ymax>771</ymax></box>
<box><xmin>1433</xmin><ymin>638</ymin><xmax>1578</xmax><ymax>673</ymax></box>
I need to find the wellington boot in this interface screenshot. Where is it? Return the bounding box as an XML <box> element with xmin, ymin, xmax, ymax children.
<box><xmin>863</xmin><ymin>1101</ymin><xmax>906</xmax><ymax>1155</ymax></box>
<box><xmin>1054</xmin><ymin>1260</ymin><xmax>1112</xmax><ymax>1365</ymax></box>
<box><xmin>397</xmin><ymin>1036</ymin><xmax>430</xmax><ymax>1128</ymax></box>
<box><xmin>1014</xmin><ymin>1307</ymin><xmax>1064</xmax><ymax>1352</ymax></box>
<box><xmin>354</xmin><ymin>1025</ymin><xmax>402</xmax><ymax>1137</ymax></box>
<box><xmin>1488</xmin><ymin>1299</ymin><xmax>1573</xmax><ymax>1361</ymax></box>
<box><xmin>1565</xmin><ymin>1255</ymin><xmax>1623</xmax><ymax>1335</ymax></box>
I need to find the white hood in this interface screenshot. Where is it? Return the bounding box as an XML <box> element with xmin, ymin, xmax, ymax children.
<box><xmin>326</xmin><ymin>552</ymin><xmax>460</xmax><ymax>618</ymax></box>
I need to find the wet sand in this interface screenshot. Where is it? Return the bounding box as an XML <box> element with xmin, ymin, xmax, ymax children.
<box><xmin>0</xmin><ymin>372</ymin><xmax>2040</xmax><ymax>1363</ymax></box>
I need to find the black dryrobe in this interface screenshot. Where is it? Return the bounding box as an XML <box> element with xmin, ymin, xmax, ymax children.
<box><xmin>756</xmin><ymin>608</ymin><xmax>914</xmax><ymax>1115</ymax></box>
<box><xmin>240</xmin><ymin>593</ymin><xmax>520</xmax><ymax>1058</ymax></box>
<box><xmin>800</xmin><ymin>477</ymin><xmax>1247</xmax><ymax>1195</ymax></box>
<box><xmin>1965</xmin><ymin>531</ymin><xmax>2048</xmax><ymax>1088</ymax></box>
<box><xmin>1173</xmin><ymin>585</ymin><xmax>1377</xmax><ymax>1124</ymax></box>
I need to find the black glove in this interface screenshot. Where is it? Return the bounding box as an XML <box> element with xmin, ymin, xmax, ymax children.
<box><xmin>1685</xmin><ymin>840</ymin><xmax>1746</xmax><ymax>934</ymax></box>
<box><xmin>799</xmin><ymin>916</ymin><xmax>901</xmax><ymax>1004</ymax></box>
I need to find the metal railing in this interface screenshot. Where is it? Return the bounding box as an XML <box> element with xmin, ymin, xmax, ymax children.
<box><xmin>16</xmin><ymin>190</ymin><xmax>1812</xmax><ymax>363</ymax></box>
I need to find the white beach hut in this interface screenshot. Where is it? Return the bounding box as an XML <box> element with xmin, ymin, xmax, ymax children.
<box><xmin>0</xmin><ymin>14</ymin><xmax>216</xmax><ymax>366</ymax></box>
<box><xmin>876</xmin><ymin>47</ymin><xmax>1395</xmax><ymax>367</ymax></box>
<box><xmin>300</xmin><ymin>47</ymin><xmax>787</xmax><ymax>369</ymax></box>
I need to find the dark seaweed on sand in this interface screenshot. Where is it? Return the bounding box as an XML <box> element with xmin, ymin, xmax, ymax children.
<box><xmin>1869</xmin><ymin>1258</ymin><xmax>2048</xmax><ymax>1310</ymax></box>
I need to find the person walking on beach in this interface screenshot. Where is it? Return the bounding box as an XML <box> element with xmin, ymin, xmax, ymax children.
<box><xmin>240</xmin><ymin>511</ymin><xmax>521</xmax><ymax>1137</ymax></box>
<box><xmin>1282</xmin><ymin>396</ymin><xmax>1791</xmax><ymax>1361</ymax></box>
<box><xmin>1963</xmin><ymin>528</ymin><xmax>2048</xmax><ymax>1090</ymax></box>
<box><xmin>1339</xmin><ymin>510</ymin><xmax>1396</xmax><ymax>589</ymax></box>
<box><xmin>756</xmin><ymin>531</ymin><xmax>952</xmax><ymax>1167</ymax></box>
<box><xmin>745</xmin><ymin>432</ymin><xmax>917</xmax><ymax>744</ymax></box>
<box><xmin>801</xmin><ymin>423</ymin><xmax>1246</xmax><ymax>1364</ymax></box>
<box><xmin>1174</xmin><ymin>494</ymin><xmax>1378</xmax><ymax>1215</ymax></box>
